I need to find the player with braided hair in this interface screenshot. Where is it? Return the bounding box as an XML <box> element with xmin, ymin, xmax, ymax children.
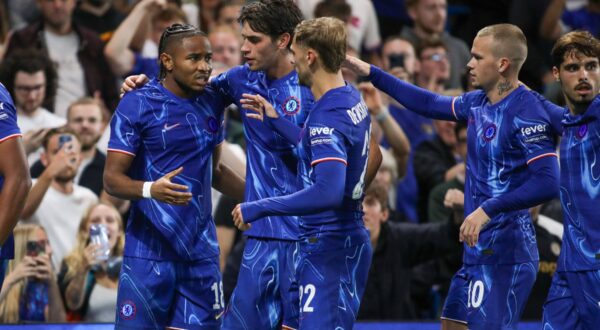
<box><xmin>104</xmin><ymin>23</ymin><xmax>244</xmax><ymax>329</ymax></box>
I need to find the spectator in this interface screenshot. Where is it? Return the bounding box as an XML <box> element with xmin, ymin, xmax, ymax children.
<box><xmin>357</xmin><ymin>184</ymin><xmax>462</xmax><ymax>320</ymax></box>
<box><xmin>413</xmin><ymin>118</ymin><xmax>460</xmax><ymax>222</ymax></box>
<box><xmin>401</xmin><ymin>0</ymin><xmax>471</xmax><ymax>89</ymax></box>
<box><xmin>73</xmin><ymin>0</ymin><xmax>127</xmax><ymax>42</ymax></box>
<box><xmin>541</xmin><ymin>0</ymin><xmax>600</xmax><ymax>39</ymax></box>
<box><xmin>301</xmin><ymin>0</ymin><xmax>382</xmax><ymax>63</ymax></box>
<box><xmin>379</xmin><ymin>36</ymin><xmax>435</xmax><ymax>222</ymax></box>
<box><xmin>0</xmin><ymin>50</ymin><xmax>66</xmax><ymax>166</ymax></box>
<box><xmin>215</xmin><ymin>0</ymin><xmax>244</xmax><ymax>32</ymax></box>
<box><xmin>105</xmin><ymin>1</ymin><xmax>187</xmax><ymax>78</ymax></box>
<box><xmin>31</xmin><ymin>98</ymin><xmax>107</xmax><ymax>198</ymax></box>
<box><xmin>4</xmin><ymin>0</ymin><xmax>119</xmax><ymax>116</ymax></box>
<box><xmin>415</xmin><ymin>37</ymin><xmax>453</xmax><ymax>93</ymax></box>
<box><xmin>428</xmin><ymin>121</ymin><xmax>467</xmax><ymax>222</ymax></box>
<box><xmin>21</xmin><ymin>127</ymin><xmax>98</xmax><ymax>269</ymax></box>
<box><xmin>59</xmin><ymin>202</ymin><xmax>124</xmax><ymax>322</ymax></box>
<box><xmin>0</xmin><ymin>224</ymin><xmax>66</xmax><ymax>323</ymax></box>
<box><xmin>208</xmin><ymin>26</ymin><xmax>242</xmax><ymax>76</ymax></box>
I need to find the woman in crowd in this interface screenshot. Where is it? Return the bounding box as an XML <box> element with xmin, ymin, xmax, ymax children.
<box><xmin>59</xmin><ymin>202</ymin><xmax>124</xmax><ymax>322</ymax></box>
<box><xmin>0</xmin><ymin>224</ymin><xmax>66</xmax><ymax>323</ymax></box>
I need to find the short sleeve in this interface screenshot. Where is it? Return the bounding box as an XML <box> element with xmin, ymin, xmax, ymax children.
<box><xmin>107</xmin><ymin>94</ymin><xmax>143</xmax><ymax>157</ymax></box>
<box><xmin>0</xmin><ymin>84</ymin><xmax>21</xmax><ymax>143</ymax></box>
<box><xmin>308</xmin><ymin>111</ymin><xmax>348</xmax><ymax>167</ymax></box>
<box><xmin>513</xmin><ymin>99</ymin><xmax>558</xmax><ymax>165</ymax></box>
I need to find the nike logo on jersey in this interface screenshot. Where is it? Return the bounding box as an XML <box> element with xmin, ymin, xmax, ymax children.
<box><xmin>163</xmin><ymin>122</ymin><xmax>181</xmax><ymax>131</ymax></box>
<box><xmin>0</xmin><ymin>112</ymin><xmax>7</xmax><ymax>120</ymax></box>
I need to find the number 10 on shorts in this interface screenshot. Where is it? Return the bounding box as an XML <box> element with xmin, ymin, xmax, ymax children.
<box><xmin>468</xmin><ymin>280</ymin><xmax>484</xmax><ymax>308</ymax></box>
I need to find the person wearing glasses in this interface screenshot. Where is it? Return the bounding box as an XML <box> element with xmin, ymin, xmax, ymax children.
<box><xmin>104</xmin><ymin>23</ymin><xmax>244</xmax><ymax>329</ymax></box>
<box><xmin>0</xmin><ymin>49</ymin><xmax>65</xmax><ymax>166</ymax></box>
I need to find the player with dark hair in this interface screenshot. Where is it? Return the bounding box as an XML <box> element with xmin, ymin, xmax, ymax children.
<box><xmin>233</xmin><ymin>17</ymin><xmax>376</xmax><ymax>329</ymax></box>
<box><xmin>104</xmin><ymin>23</ymin><xmax>244</xmax><ymax>329</ymax></box>
<box><xmin>344</xmin><ymin>23</ymin><xmax>560</xmax><ymax>329</ymax></box>
<box><xmin>120</xmin><ymin>2</ymin><xmax>381</xmax><ymax>328</ymax></box>
<box><xmin>540</xmin><ymin>30</ymin><xmax>600</xmax><ymax>330</ymax></box>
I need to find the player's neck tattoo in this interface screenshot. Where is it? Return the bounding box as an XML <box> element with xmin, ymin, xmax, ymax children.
<box><xmin>497</xmin><ymin>80</ymin><xmax>513</xmax><ymax>96</ymax></box>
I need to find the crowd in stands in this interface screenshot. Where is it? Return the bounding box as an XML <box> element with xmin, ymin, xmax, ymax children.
<box><xmin>1</xmin><ymin>0</ymin><xmax>592</xmax><ymax>323</ymax></box>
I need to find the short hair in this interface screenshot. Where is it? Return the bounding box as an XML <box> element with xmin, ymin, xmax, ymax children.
<box><xmin>66</xmin><ymin>97</ymin><xmax>105</xmax><ymax>122</ymax></box>
<box><xmin>363</xmin><ymin>183</ymin><xmax>389</xmax><ymax>211</ymax></box>
<box><xmin>42</xmin><ymin>126</ymin><xmax>80</xmax><ymax>151</ymax></box>
<box><xmin>157</xmin><ymin>23</ymin><xmax>207</xmax><ymax>79</ymax></box>
<box><xmin>313</xmin><ymin>0</ymin><xmax>352</xmax><ymax>23</ymax></box>
<box><xmin>214</xmin><ymin>0</ymin><xmax>245</xmax><ymax>22</ymax></box>
<box><xmin>238</xmin><ymin>0</ymin><xmax>303</xmax><ymax>47</ymax></box>
<box><xmin>551</xmin><ymin>30</ymin><xmax>600</xmax><ymax>68</ymax></box>
<box><xmin>294</xmin><ymin>17</ymin><xmax>347</xmax><ymax>73</ymax></box>
<box><xmin>476</xmin><ymin>24</ymin><xmax>527</xmax><ymax>72</ymax></box>
<box><xmin>155</xmin><ymin>4</ymin><xmax>188</xmax><ymax>24</ymax></box>
<box><xmin>416</xmin><ymin>36</ymin><xmax>448</xmax><ymax>58</ymax></box>
<box><xmin>0</xmin><ymin>49</ymin><xmax>58</xmax><ymax>110</ymax></box>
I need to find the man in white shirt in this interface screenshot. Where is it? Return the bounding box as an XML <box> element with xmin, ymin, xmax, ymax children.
<box><xmin>21</xmin><ymin>126</ymin><xmax>97</xmax><ymax>270</ymax></box>
<box><xmin>0</xmin><ymin>50</ymin><xmax>66</xmax><ymax>165</ymax></box>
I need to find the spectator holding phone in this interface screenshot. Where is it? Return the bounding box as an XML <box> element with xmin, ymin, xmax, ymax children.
<box><xmin>0</xmin><ymin>224</ymin><xmax>66</xmax><ymax>323</ymax></box>
<box><xmin>59</xmin><ymin>202</ymin><xmax>124</xmax><ymax>322</ymax></box>
<box><xmin>21</xmin><ymin>127</ymin><xmax>98</xmax><ymax>270</ymax></box>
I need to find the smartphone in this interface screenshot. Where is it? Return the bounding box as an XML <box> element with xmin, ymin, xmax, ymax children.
<box><xmin>388</xmin><ymin>53</ymin><xmax>405</xmax><ymax>69</ymax></box>
<box><xmin>26</xmin><ymin>241</ymin><xmax>45</xmax><ymax>257</ymax></box>
<box><xmin>58</xmin><ymin>134</ymin><xmax>72</xmax><ymax>149</ymax></box>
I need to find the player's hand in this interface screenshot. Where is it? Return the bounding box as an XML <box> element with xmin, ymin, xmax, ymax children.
<box><xmin>240</xmin><ymin>93</ymin><xmax>279</xmax><ymax>121</ymax></box>
<box><xmin>150</xmin><ymin>167</ymin><xmax>193</xmax><ymax>205</ymax></box>
<box><xmin>342</xmin><ymin>55</ymin><xmax>371</xmax><ymax>77</ymax></box>
<box><xmin>231</xmin><ymin>204</ymin><xmax>251</xmax><ymax>231</ymax></box>
<box><xmin>459</xmin><ymin>207</ymin><xmax>490</xmax><ymax>247</ymax></box>
<box><xmin>120</xmin><ymin>74</ymin><xmax>149</xmax><ymax>97</ymax></box>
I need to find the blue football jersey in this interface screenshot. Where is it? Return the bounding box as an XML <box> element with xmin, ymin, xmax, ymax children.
<box><xmin>557</xmin><ymin>95</ymin><xmax>600</xmax><ymax>271</ymax></box>
<box><xmin>0</xmin><ymin>83</ymin><xmax>21</xmax><ymax>259</ymax></box>
<box><xmin>452</xmin><ymin>86</ymin><xmax>557</xmax><ymax>265</ymax></box>
<box><xmin>296</xmin><ymin>84</ymin><xmax>370</xmax><ymax>236</ymax></box>
<box><xmin>108</xmin><ymin>79</ymin><xmax>226</xmax><ymax>261</ymax></box>
<box><xmin>211</xmin><ymin>65</ymin><xmax>314</xmax><ymax>240</ymax></box>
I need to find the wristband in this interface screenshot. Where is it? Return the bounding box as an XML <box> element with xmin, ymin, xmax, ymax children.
<box><xmin>142</xmin><ymin>181</ymin><xmax>153</xmax><ymax>199</ymax></box>
<box><xmin>375</xmin><ymin>107</ymin><xmax>389</xmax><ymax>122</ymax></box>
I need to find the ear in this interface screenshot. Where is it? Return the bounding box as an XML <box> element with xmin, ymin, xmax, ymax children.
<box><xmin>498</xmin><ymin>57</ymin><xmax>510</xmax><ymax>74</ymax></box>
<box><xmin>407</xmin><ymin>6</ymin><xmax>417</xmax><ymax>22</ymax></box>
<box><xmin>381</xmin><ymin>209</ymin><xmax>389</xmax><ymax>223</ymax></box>
<box><xmin>306</xmin><ymin>48</ymin><xmax>318</xmax><ymax>66</ymax></box>
<box><xmin>160</xmin><ymin>53</ymin><xmax>174</xmax><ymax>72</ymax></box>
<box><xmin>278</xmin><ymin>33</ymin><xmax>292</xmax><ymax>50</ymax></box>
<box><xmin>552</xmin><ymin>66</ymin><xmax>560</xmax><ymax>82</ymax></box>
